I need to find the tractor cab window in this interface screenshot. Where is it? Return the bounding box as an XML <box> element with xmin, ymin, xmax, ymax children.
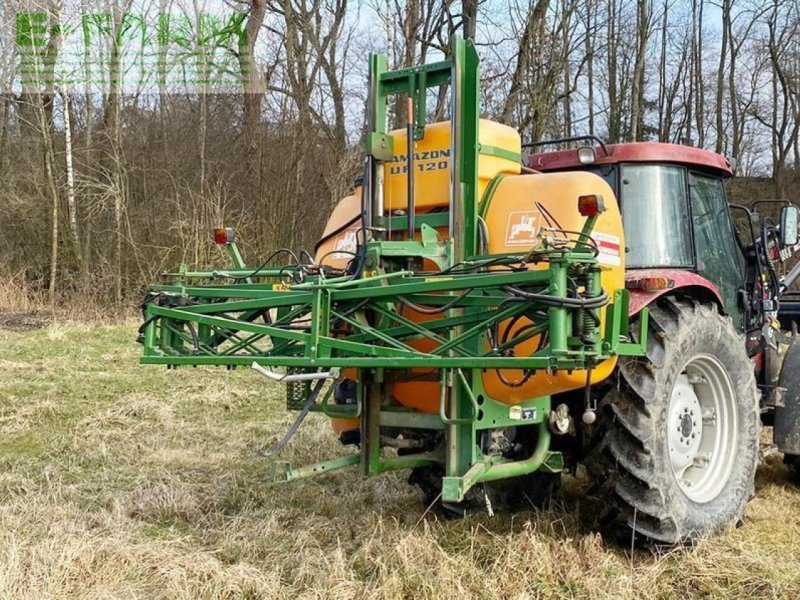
<box><xmin>620</xmin><ymin>165</ymin><xmax>693</xmax><ymax>268</ymax></box>
<box><xmin>689</xmin><ymin>173</ymin><xmax>743</xmax><ymax>324</ymax></box>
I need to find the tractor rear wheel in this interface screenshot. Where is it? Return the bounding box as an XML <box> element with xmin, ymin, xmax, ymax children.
<box><xmin>585</xmin><ymin>297</ymin><xmax>760</xmax><ymax>544</ymax></box>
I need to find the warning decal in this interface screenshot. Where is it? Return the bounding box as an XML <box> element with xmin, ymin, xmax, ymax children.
<box><xmin>332</xmin><ymin>227</ymin><xmax>359</xmax><ymax>259</ymax></box>
<box><xmin>592</xmin><ymin>231</ymin><xmax>622</xmax><ymax>266</ymax></box>
<box><xmin>505</xmin><ymin>211</ymin><xmax>542</xmax><ymax>247</ymax></box>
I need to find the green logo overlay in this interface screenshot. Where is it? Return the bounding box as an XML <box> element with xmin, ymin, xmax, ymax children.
<box><xmin>14</xmin><ymin>7</ymin><xmax>251</xmax><ymax>92</ymax></box>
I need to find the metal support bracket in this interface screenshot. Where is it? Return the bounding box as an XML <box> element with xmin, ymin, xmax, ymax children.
<box><xmin>251</xmin><ymin>362</ymin><xmax>340</xmax><ymax>382</ymax></box>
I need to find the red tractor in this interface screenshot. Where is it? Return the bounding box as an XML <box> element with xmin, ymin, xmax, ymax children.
<box><xmin>141</xmin><ymin>41</ymin><xmax>800</xmax><ymax>544</ymax></box>
<box><xmin>527</xmin><ymin>136</ymin><xmax>800</xmax><ymax>541</ymax></box>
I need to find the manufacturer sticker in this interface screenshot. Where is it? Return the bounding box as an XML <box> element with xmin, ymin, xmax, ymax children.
<box><xmin>509</xmin><ymin>406</ymin><xmax>537</xmax><ymax>421</ymax></box>
<box><xmin>332</xmin><ymin>227</ymin><xmax>359</xmax><ymax>259</ymax></box>
<box><xmin>592</xmin><ymin>231</ymin><xmax>621</xmax><ymax>266</ymax></box>
<box><xmin>505</xmin><ymin>211</ymin><xmax>542</xmax><ymax>247</ymax></box>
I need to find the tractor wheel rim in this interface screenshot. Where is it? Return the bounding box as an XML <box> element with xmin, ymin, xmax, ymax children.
<box><xmin>667</xmin><ymin>354</ymin><xmax>738</xmax><ymax>503</ymax></box>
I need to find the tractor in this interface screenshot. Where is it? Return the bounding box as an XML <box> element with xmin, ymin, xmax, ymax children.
<box><xmin>139</xmin><ymin>38</ymin><xmax>800</xmax><ymax>544</ymax></box>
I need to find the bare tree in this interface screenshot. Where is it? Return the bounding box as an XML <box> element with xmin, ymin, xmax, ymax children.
<box><xmin>629</xmin><ymin>0</ymin><xmax>651</xmax><ymax>140</ymax></box>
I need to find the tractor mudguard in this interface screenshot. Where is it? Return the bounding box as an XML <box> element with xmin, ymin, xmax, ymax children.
<box><xmin>775</xmin><ymin>332</ymin><xmax>800</xmax><ymax>455</ymax></box>
<box><xmin>625</xmin><ymin>269</ymin><xmax>723</xmax><ymax>316</ymax></box>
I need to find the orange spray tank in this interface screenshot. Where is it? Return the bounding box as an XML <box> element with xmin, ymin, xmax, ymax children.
<box><xmin>315</xmin><ymin>120</ymin><xmax>625</xmax><ymax>429</ymax></box>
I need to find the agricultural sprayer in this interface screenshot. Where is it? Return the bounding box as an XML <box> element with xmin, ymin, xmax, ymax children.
<box><xmin>140</xmin><ymin>37</ymin><xmax>800</xmax><ymax>543</ymax></box>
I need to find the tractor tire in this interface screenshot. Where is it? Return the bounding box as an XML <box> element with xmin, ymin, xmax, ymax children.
<box><xmin>784</xmin><ymin>454</ymin><xmax>800</xmax><ymax>483</ymax></box>
<box><xmin>584</xmin><ymin>297</ymin><xmax>760</xmax><ymax>544</ymax></box>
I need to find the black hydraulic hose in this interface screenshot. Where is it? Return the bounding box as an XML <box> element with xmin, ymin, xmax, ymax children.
<box><xmin>439</xmin><ymin>256</ymin><xmax>528</xmax><ymax>275</ymax></box>
<box><xmin>343</xmin><ymin>159</ymin><xmax>372</xmax><ymax>283</ymax></box>
<box><xmin>397</xmin><ymin>288</ymin><xmax>473</xmax><ymax>314</ymax></box>
<box><xmin>315</xmin><ymin>249</ymin><xmax>358</xmax><ymax>267</ymax></box>
<box><xmin>340</xmin><ymin>298</ymin><xmax>371</xmax><ymax>317</ymax></box>
<box><xmin>494</xmin><ymin>327</ymin><xmax>550</xmax><ymax>388</ymax></box>
<box><xmin>504</xmin><ymin>286</ymin><xmax>609</xmax><ymax>309</ymax></box>
<box><xmin>313</xmin><ymin>214</ymin><xmax>361</xmax><ymax>253</ymax></box>
<box><xmin>496</xmin><ymin>368</ymin><xmax>536</xmax><ymax>388</ymax></box>
<box><xmin>478</xmin><ymin>217</ymin><xmax>489</xmax><ymax>254</ymax></box>
<box><xmin>186</xmin><ymin>321</ymin><xmax>201</xmax><ymax>354</ymax></box>
<box><xmin>253</xmin><ymin>379</ymin><xmax>326</xmax><ymax>458</ymax></box>
<box><xmin>535</xmin><ymin>201</ymin><xmax>564</xmax><ymax>230</ymax></box>
<box><xmin>233</xmin><ymin>248</ymin><xmax>300</xmax><ymax>281</ymax></box>
<box><xmin>137</xmin><ymin>314</ymin><xmax>160</xmax><ymax>335</ymax></box>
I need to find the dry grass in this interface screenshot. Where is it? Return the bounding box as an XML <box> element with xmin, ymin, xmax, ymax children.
<box><xmin>0</xmin><ymin>274</ymin><xmax>136</xmax><ymax>324</ymax></box>
<box><xmin>1</xmin><ymin>321</ymin><xmax>800</xmax><ymax>598</ymax></box>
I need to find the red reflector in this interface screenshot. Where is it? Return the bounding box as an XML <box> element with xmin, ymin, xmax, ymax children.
<box><xmin>214</xmin><ymin>227</ymin><xmax>234</xmax><ymax>245</ymax></box>
<box><xmin>626</xmin><ymin>277</ymin><xmax>675</xmax><ymax>292</ymax></box>
<box><xmin>578</xmin><ymin>194</ymin><xmax>606</xmax><ymax>217</ymax></box>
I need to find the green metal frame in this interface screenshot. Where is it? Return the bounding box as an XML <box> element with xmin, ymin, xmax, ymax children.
<box><xmin>139</xmin><ymin>37</ymin><xmax>647</xmax><ymax>503</ymax></box>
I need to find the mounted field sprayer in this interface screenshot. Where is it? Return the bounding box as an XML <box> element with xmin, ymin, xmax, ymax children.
<box><xmin>141</xmin><ymin>37</ymin><xmax>800</xmax><ymax>544</ymax></box>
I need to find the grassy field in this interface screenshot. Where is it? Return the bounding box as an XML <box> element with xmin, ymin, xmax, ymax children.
<box><xmin>2</xmin><ymin>320</ymin><xmax>800</xmax><ymax>598</ymax></box>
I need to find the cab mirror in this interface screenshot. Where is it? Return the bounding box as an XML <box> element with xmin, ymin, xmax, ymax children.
<box><xmin>780</xmin><ymin>205</ymin><xmax>799</xmax><ymax>246</ymax></box>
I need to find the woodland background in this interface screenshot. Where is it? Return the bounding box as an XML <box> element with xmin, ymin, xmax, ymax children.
<box><xmin>0</xmin><ymin>0</ymin><xmax>799</xmax><ymax>308</ymax></box>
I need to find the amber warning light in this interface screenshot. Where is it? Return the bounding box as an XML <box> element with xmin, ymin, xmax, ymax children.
<box><xmin>214</xmin><ymin>227</ymin><xmax>235</xmax><ymax>245</ymax></box>
<box><xmin>626</xmin><ymin>277</ymin><xmax>675</xmax><ymax>292</ymax></box>
<box><xmin>578</xmin><ymin>194</ymin><xmax>606</xmax><ymax>217</ymax></box>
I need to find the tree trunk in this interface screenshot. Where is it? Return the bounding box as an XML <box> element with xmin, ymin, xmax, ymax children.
<box><xmin>500</xmin><ymin>0</ymin><xmax>551</xmax><ymax>124</ymax></box>
<box><xmin>61</xmin><ymin>89</ymin><xmax>83</xmax><ymax>273</ymax></box>
<box><xmin>39</xmin><ymin>104</ymin><xmax>59</xmax><ymax>306</ymax></box>
<box><xmin>694</xmin><ymin>0</ymin><xmax>705</xmax><ymax>146</ymax></box>
<box><xmin>715</xmin><ymin>0</ymin><xmax>730</xmax><ymax>154</ymax></box>
<box><xmin>463</xmin><ymin>0</ymin><xmax>478</xmax><ymax>39</ymax></box>
<box><xmin>658</xmin><ymin>0</ymin><xmax>668</xmax><ymax>141</ymax></box>
<box><xmin>585</xmin><ymin>0</ymin><xmax>595</xmax><ymax>135</ymax></box>
<box><xmin>606</xmin><ymin>0</ymin><xmax>620</xmax><ymax>142</ymax></box>
<box><xmin>241</xmin><ymin>0</ymin><xmax>268</xmax><ymax>137</ymax></box>
<box><xmin>630</xmin><ymin>0</ymin><xmax>649</xmax><ymax>141</ymax></box>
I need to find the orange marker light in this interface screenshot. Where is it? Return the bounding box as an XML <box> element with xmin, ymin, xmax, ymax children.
<box><xmin>626</xmin><ymin>277</ymin><xmax>675</xmax><ymax>292</ymax></box>
<box><xmin>578</xmin><ymin>194</ymin><xmax>606</xmax><ymax>217</ymax></box>
<box><xmin>214</xmin><ymin>227</ymin><xmax>234</xmax><ymax>245</ymax></box>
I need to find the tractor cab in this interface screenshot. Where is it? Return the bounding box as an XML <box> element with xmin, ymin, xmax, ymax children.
<box><xmin>526</xmin><ymin>139</ymin><xmax>746</xmax><ymax>330</ymax></box>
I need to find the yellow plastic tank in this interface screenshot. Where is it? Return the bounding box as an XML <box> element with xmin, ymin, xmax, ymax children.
<box><xmin>384</xmin><ymin>119</ymin><xmax>521</xmax><ymax>212</ymax></box>
<box><xmin>480</xmin><ymin>171</ymin><xmax>625</xmax><ymax>403</ymax></box>
<box><xmin>316</xmin><ymin>120</ymin><xmax>624</xmax><ymax>422</ymax></box>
